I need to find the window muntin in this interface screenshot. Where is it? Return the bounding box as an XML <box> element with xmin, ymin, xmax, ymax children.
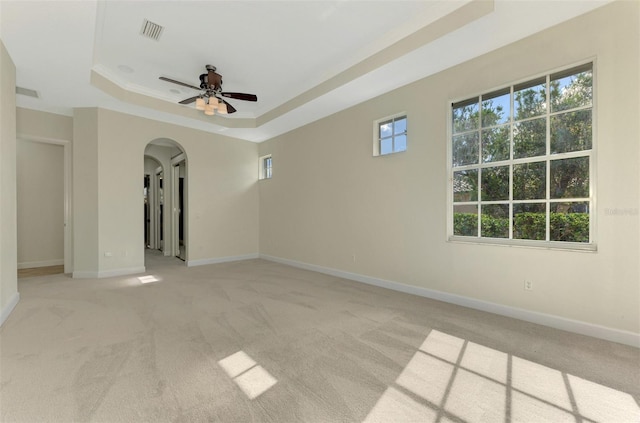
<box><xmin>375</xmin><ymin>115</ymin><xmax>407</xmax><ymax>156</ymax></box>
<box><xmin>450</xmin><ymin>63</ymin><xmax>593</xmax><ymax>247</ymax></box>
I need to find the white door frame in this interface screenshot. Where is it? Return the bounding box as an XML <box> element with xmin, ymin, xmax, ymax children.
<box><xmin>172</xmin><ymin>163</ymin><xmax>179</xmax><ymax>257</ymax></box>
<box><xmin>144</xmin><ymin>161</ymin><xmax>162</xmax><ymax>251</ymax></box>
<box><xmin>154</xmin><ymin>168</ymin><xmax>165</xmax><ymax>254</ymax></box>
<box><xmin>143</xmin><ymin>172</ymin><xmax>154</xmax><ymax>250</ymax></box>
<box><xmin>170</xmin><ymin>153</ymin><xmax>186</xmax><ymax>260</ymax></box>
<box><xmin>16</xmin><ymin>135</ymin><xmax>72</xmax><ymax>274</ymax></box>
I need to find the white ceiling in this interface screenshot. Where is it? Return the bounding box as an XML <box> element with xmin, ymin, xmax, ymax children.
<box><xmin>1</xmin><ymin>0</ymin><xmax>610</xmax><ymax>142</ymax></box>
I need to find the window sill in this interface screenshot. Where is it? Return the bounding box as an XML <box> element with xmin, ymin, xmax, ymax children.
<box><xmin>374</xmin><ymin>149</ymin><xmax>407</xmax><ymax>158</ymax></box>
<box><xmin>447</xmin><ymin>236</ymin><xmax>597</xmax><ymax>252</ymax></box>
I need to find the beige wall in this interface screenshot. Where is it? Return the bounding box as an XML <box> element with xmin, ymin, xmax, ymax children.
<box><xmin>259</xmin><ymin>2</ymin><xmax>640</xmax><ymax>335</ymax></box>
<box><xmin>13</xmin><ymin>108</ymin><xmax>258</xmax><ymax>276</ymax></box>
<box><xmin>0</xmin><ymin>39</ymin><xmax>18</xmax><ymax>324</ymax></box>
<box><xmin>16</xmin><ymin>139</ymin><xmax>64</xmax><ymax>267</ymax></box>
<box><xmin>17</xmin><ymin>107</ymin><xmax>73</xmax><ymax>141</ymax></box>
<box><xmin>72</xmin><ymin>108</ymin><xmax>100</xmax><ymax>275</ymax></box>
<box><xmin>69</xmin><ymin>108</ymin><xmax>258</xmax><ymax>275</ymax></box>
<box><xmin>15</xmin><ymin>109</ymin><xmax>72</xmax><ymax>271</ymax></box>
<box><xmin>13</xmin><ymin>106</ymin><xmax>259</xmax><ymax>276</ymax></box>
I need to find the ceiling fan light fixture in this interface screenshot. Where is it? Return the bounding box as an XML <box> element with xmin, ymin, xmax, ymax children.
<box><xmin>161</xmin><ymin>65</ymin><xmax>256</xmax><ymax>116</ymax></box>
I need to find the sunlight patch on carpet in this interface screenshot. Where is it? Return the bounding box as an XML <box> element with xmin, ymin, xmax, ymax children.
<box><xmin>364</xmin><ymin>329</ymin><xmax>640</xmax><ymax>423</ymax></box>
<box><xmin>364</xmin><ymin>387</ymin><xmax>437</xmax><ymax>422</ymax></box>
<box><xmin>219</xmin><ymin>351</ymin><xmax>277</xmax><ymax>400</ymax></box>
<box><xmin>138</xmin><ymin>275</ymin><xmax>160</xmax><ymax>284</ymax></box>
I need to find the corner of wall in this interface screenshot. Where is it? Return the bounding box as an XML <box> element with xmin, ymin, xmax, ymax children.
<box><xmin>0</xmin><ymin>292</ymin><xmax>20</xmax><ymax>327</ymax></box>
<box><xmin>0</xmin><ymin>39</ymin><xmax>19</xmax><ymax>324</ymax></box>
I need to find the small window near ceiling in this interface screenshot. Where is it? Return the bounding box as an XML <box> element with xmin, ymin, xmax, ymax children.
<box><xmin>374</xmin><ymin>114</ymin><xmax>407</xmax><ymax>156</ymax></box>
<box><xmin>259</xmin><ymin>154</ymin><xmax>272</xmax><ymax>180</ymax></box>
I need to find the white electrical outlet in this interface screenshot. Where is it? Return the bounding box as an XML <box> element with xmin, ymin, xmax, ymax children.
<box><xmin>524</xmin><ymin>280</ymin><xmax>533</xmax><ymax>291</ymax></box>
<box><xmin>104</xmin><ymin>251</ymin><xmax>113</xmax><ymax>257</ymax></box>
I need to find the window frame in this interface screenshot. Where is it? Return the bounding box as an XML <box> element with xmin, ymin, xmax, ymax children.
<box><xmin>259</xmin><ymin>154</ymin><xmax>272</xmax><ymax>180</ymax></box>
<box><xmin>373</xmin><ymin>113</ymin><xmax>408</xmax><ymax>156</ymax></box>
<box><xmin>446</xmin><ymin>60</ymin><xmax>597</xmax><ymax>252</ymax></box>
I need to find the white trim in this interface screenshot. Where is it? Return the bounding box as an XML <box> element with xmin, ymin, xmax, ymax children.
<box><xmin>170</xmin><ymin>152</ymin><xmax>186</xmax><ymax>166</ymax></box>
<box><xmin>0</xmin><ymin>293</ymin><xmax>20</xmax><ymax>327</ymax></box>
<box><xmin>17</xmin><ymin>134</ymin><xmax>73</xmax><ymax>274</ymax></box>
<box><xmin>172</xmin><ymin>159</ymin><xmax>188</xmax><ymax>260</ymax></box>
<box><xmin>448</xmin><ymin>59</ymin><xmax>596</xmax><ymax>108</ymax></box>
<box><xmin>172</xmin><ymin>163</ymin><xmax>179</xmax><ymax>257</ymax></box>
<box><xmin>187</xmin><ymin>253</ymin><xmax>259</xmax><ymax>267</ymax></box>
<box><xmin>259</xmin><ymin>254</ymin><xmax>639</xmax><ymax>348</ymax></box>
<box><xmin>17</xmin><ymin>259</ymin><xmax>64</xmax><ymax>269</ymax></box>
<box><xmin>73</xmin><ymin>266</ymin><xmax>146</xmax><ymax>279</ymax></box>
<box><xmin>373</xmin><ymin>112</ymin><xmax>407</xmax><ymax>157</ymax></box>
<box><xmin>259</xmin><ymin>154</ymin><xmax>272</xmax><ymax>180</ymax></box>
<box><xmin>447</xmin><ymin>59</ymin><xmax>596</xmax><ymax>250</ymax></box>
<box><xmin>447</xmin><ymin>236</ymin><xmax>597</xmax><ymax>252</ymax></box>
<box><xmin>589</xmin><ymin>57</ymin><xmax>598</xmax><ymax>245</ymax></box>
<box><xmin>155</xmin><ymin>170</ymin><xmax>164</xmax><ymax>253</ymax></box>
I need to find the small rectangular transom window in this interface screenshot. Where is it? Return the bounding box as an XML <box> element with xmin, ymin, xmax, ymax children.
<box><xmin>259</xmin><ymin>154</ymin><xmax>272</xmax><ymax>180</ymax></box>
<box><xmin>374</xmin><ymin>114</ymin><xmax>407</xmax><ymax>156</ymax></box>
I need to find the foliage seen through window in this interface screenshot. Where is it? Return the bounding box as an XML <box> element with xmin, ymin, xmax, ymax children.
<box><xmin>451</xmin><ymin>63</ymin><xmax>593</xmax><ymax>244</ymax></box>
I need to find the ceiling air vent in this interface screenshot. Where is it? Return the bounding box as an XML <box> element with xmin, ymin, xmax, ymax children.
<box><xmin>16</xmin><ymin>86</ymin><xmax>39</xmax><ymax>98</ymax></box>
<box><xmin>140</xmin><ymin>19</ymin><xmax>164</xmax><ymax>41</ymax></box>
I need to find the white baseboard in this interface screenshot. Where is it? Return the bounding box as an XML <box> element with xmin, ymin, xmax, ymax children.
<box><xmin>73</xmin><ymin>266</ymin><xmax>146</xmax><ymax>279</ymax></box>
<box><xmin>18</xmin><ymin>259</ymin><xmax>63</xmax><ymax>269</ymax></box>
<box><xmin>187</xmin><ymin>253</ymin><xmax>259</xmax><ymax>267</ymax></box>
<box><xmin>260</xmin><ymin>254</ymin><xmax>640</xmax><ymax>348</ymax></box>
<box><xmin>1</xmin><ymin>292</ymin><xmax>20</xmax><ymax>327</ymax></box>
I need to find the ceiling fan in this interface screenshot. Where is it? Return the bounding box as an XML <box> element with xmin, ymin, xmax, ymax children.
<box><xmin>159</xmin><ymin>65</ymin><xmax>257</xmax><ymax>115</ymax></box>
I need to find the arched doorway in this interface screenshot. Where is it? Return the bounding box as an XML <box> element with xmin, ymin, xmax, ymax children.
<box><xmin>144</xmin><ymin>139</ymin><xmax>188</xmax><ymax>263</ymax></box>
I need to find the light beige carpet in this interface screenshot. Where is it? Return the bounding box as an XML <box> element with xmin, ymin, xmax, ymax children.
<box><xmin>1</xmin><ymin>250</ymin><xmax>638</xmax><ymax>422</ymax></box>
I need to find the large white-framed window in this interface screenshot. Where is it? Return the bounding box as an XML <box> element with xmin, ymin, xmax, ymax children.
<box><xmin>449</xmin><ymin>62</ymin><xmax>594</xmax><ymax>250</ymax></box>
<box><xmin>259</xmin><ymin>154</ymin><xmax>272</xmax><ymax>180</ymax></box>
<box><xmin>374</xmin><ymin>113</ymin><xmax>407</xmax><ymax>156</ymax></box>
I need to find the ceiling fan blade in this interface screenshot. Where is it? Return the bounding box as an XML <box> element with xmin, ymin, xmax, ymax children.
<box><xmin>221</xmin><ymin>92</ymin><xmax>257</xmax><ymax>102</ymax></box>
<box><xmin>221</xmin><ymin>99</ymin><xmax>237</xmax><ymax>114</ymax></box>
<box><xmin>159</xmin><ymin>76</ymin><xmax>201</xmax><ymax>91</ymax></box>
<box><xmin>179</xmin><ymin>96</ymin><xmax>199</xmax><ymax>105</ymax></box>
